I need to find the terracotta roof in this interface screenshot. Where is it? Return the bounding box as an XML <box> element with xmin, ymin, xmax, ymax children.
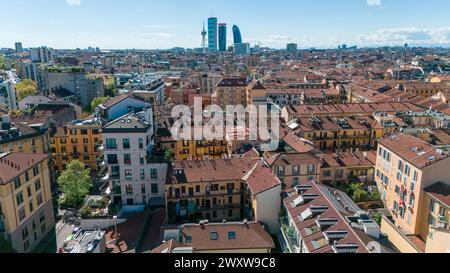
<box><xmin>180</xmin><ymin>222</ymin><xmax>274</xmax><ymax>251</ymax></box>
<box><xmin>0</xmin><ymin>153</ymin><xmax>49</xmax><ymax>184</ymax></box>
<box><xmin>322</xmin><ymin>151</ymin><xmax>376</xmax><ymax>168</ymax></box>
<box><xmin>217</xmin><ymin>78</ymin><xmax>248</xmax><ymax>87</ymax></box>
<box><xmin>424</xmin><ymin>182</ymin><xmax>450</xmax><ymax>208</ymax></box>
<box><xmin>379</xmin><ymin>133</ymin><xmax>450</xmax><ymax>169</ymax></box>
<box><xmin>246</xmin><ymin>163</ymin><xmax>281</xmax><ymax>195</ymax></box>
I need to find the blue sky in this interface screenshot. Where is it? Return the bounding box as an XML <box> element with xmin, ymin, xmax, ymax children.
<box><xmin>1</xmin><ymin>0</ymin><xmax>450</xmax><ymax>49</ymax></box>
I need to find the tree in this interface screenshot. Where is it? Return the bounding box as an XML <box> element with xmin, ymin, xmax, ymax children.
<box><xmin>15</xmin><ymin>79</ymin><xmax>37</xmax><ymax>101</ymax></box>
<box><xmin>164</xmin><ymin>148</ymin><xmax>174</xmax><ymax>160</ymax></box>
<box><xmin>90</xmin><ymin>96</ymin><xmax>110</xmax><ymax>112</ymax></box>
<box><xmin>104</xmin><ymin>76</ymin><xmax>117</xmax><ymax>97</ymax></box>
<box><xmin>57</xmin><ymin>160</ymin><xmax>92</xmax><ymax>208</ymax></box>
<box><xmin>353</xmin><ymin>188</ymin><xmax>369</xmax><ymax>202</ymax></box>
<box><xmin>0</xmin><ymin>55</ymin><xmax>6</xmax><ymax>70</ymax></box>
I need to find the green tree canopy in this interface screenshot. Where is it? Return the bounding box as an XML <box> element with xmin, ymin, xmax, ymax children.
<box><xmin>57</xmin><ymin>160</ymin><xmax>92</xmax><ymax>208</ymax></box>
<box><xmin>16</xmin><ymin>79</ymin><xmax>37</xmax><ymax>101</ymax></box>
<box><xmin>90</xmin><ymin>96</ymin><xmax>110</xmax><ymax>112</ymax></box>
<box><xmin>0</xmin><ymin>55</ymin><xmax>6</xmax><ymax>70</ymax></box>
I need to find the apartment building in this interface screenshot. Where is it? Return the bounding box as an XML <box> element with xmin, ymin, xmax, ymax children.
<box><xmin>0</xmin><ymin>115</ymin><xmax>50</xmax><ymax>155</ymax></box>
<box><xmin>0</xmin><ymin>153</ymin><xmax>55</xmax><ymax>253</ymax></box>
<box><xmin>289</xmin><ymin>115</ymin><xmax>388</xmax><ymax>151</ymax></box>
<box><xmin>214</xmin><ymin>78</ymin><xmax>249</xmax><ymax>108</ymax></box>
<box><xmin>375</xmin><ymin>133</ymin><xmax>450</xmax><ymax>237</ymax></box>
<box><xmin>280</xmin><ymin>181</ymin><xmax>378</xmax><ymax>253</ymax></box>
<box><xmin>321</xmin><ymin>151</ymin><xmax>377</xmax><ymax>186</ymax></box>
<box><xmin>50</xmin><ymin>118</ymin><xmax>102</xmax><ymax>172</ymax></box>
<box><xmin>103</xmin><ymin>110</ymin><xmax>167</xmax><ymax>208</ymax></box>
<box><xmin>153</xmin><ymin>221</ymin><xmax>274</xmax><ymax>253</ymax></box>
<box><xmin>176</xmin><ymin>137</ymin><xmax>229</xmax><ymax>161</ymax></box>
<box><xmin>166</xmin><ymin>155</ymin><xmax>260</xmax><ymax>224</ymax></box>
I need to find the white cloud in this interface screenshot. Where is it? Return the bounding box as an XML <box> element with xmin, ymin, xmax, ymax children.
<box><xmin>366</xmin><ymin>0</ymin><xmax>381</xmax><ymax>6</ymax></box>
<box><xmin>357</xmin><ymin>27</ymin><xmax>450</xmax><ymax>46</ymax></box>
<box><xmin>66</xmin><ymin>0</ymin><xmax>81</xmax><ymax>6</ymax></box>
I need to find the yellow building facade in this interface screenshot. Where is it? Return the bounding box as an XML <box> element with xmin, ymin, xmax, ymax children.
<box><xmin>0</xmin><ymin>153</ymin><xmax>55</xmax><ymax>253</ymax></box>
<box><xmin>50</xmin><ymin>119</ymin><xmax>102</xmax><ymax>172</ymax></box>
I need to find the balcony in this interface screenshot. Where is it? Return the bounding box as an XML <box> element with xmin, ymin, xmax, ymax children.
<box><xmin>279</xmin><ymin>217</ymin><xmax>300</xmax><ymax>253</ymax></box>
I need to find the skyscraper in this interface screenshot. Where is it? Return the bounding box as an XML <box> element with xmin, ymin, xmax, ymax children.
<box><xmin>208</xmin><ymin>17</ymin><xmax>218</xmax><ymax>52</ymax></box>
<box><xmin>232</xmin><ymin>25</ymin><xmax>243</xmax><ymax>44</ymax></box>
<box><xmin>218</xmin><ymin>23</ymin><xmax>227</xmax><ymax>52</ymax></box>
<box><xmin>15</xmin><ymin>42</ymin><xmax>23</xmax><ymax>53</ymax></box>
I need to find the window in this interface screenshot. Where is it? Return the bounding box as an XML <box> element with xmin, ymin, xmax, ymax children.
<box><xmin>211</xmin><ymin>184</ymin><xmax>219</xmax><ymax>192</ymax></box>
<box><xmin>32</xmin><ymin>166</ymin><xmax>39</xmax><ymax>177</ymax></box>
<box><xmin>335</xmin><ymin>169</ymin><xmax>344</xmax><ymax>179</ymax></box>
<box><xmin>123</xmin><ymin>138</ymin><xmax>130</xmax><ymax>149</ymax></box>
<box><xmin>35</xmin><ymin>179</ymin><xmax>41</xmax><ymax>192</ymax></box>
<box><xmin>111</xmin><ymin>166</ymin><xmax>120</xmax><ymax>178</ymax></box>
<box><xmin>141</xmin><ymin>184</ymin><xmax>146</xmax><ymax>194</ymax></box>
<box><xmin>105</xmin><ymin>138</ymin><xmax>117</xmax><ymax>149</ymax></box>
<box><xmin>150</xmin><ymin>169</ymin><xmax>158</xmax><ymax>180</ymax></box>
<box><xmin>125</xmin><ymin>184</ymin><xmax>133</xmax><ymax>194</ymax></box>
<box><xmin>81</xmin><ymin>129</ymin><xmax>88</xmax><ymax>135</ymax></box>
<box><xmin>22</xmin><ymin>227</ymin><xmax>29</xmax><ymax>240</ymax></box>
<box><xmin>18</xmin><ymin>207</ymin><xmax>26</xmax><ymax>221</ymax></box>
<box><xmin>125</xmin><ymin>169</ymin><xmax>132</xmax><ymax>180</ymax></box>
<box><xmin>195</xmin><ymin>185</ymin><xmax>201</xmax><ymax>193</ymax></box>
<box><xmin>92</xmin><ymin>129</ymin><xmax>99</xmax><ymax>135</ymax></box>
<box><xmin>29</xmin><ymin>201</ymin><xmax>34</xmax><ymax>213</ymax></box>
<box><xmin>429</xmin><ymin>200</ymin><xmax>436</xmax><ymax>213</ymax></box>
<box><xmin>107</xmin><ymin>154</ymin><xmax>118</xmax><ymax>164</ymax></box>
<box><xmin>14</xmin><ymin>177</ymin><xmax>21</xmax><ymax>189</ymax></box>
<box><xmin>228</xmin><ymin>231</ymin><xmax>236</xmax><ymax>240</ymax></box>
<box><xmin>37</xmin><ymin>193</ymin><xmax>43</xmax><ymax>206</ymax></box>
<box><xmin>404</xmin><ymin>164</ymin><xmax>411</xmax><ymax>177</ymax></box>
<box><xmin>293</xmin><ymin>165</ymin><xmax>300</xmax><ymax>175</ymax></box>
<box><xmin>151</xmin><ymin>184</ymin><xmax>159</xmax><ymax>194</ymax></box>
<box><xmin>139</xmin><ymin>138</ymin><xmax>144</xmax><ymax>149</ymax></box>
<box><xmin>323</xmin><ymin>170</ymin><xmax>331</xmax><ymax>177</ymax></box>
<box><xmin>292</xmin><ymin>177</ymin><xmax>299</xmax><ymax>186</ymax></box>
<box><xmin>70</xmin><ymin>129</ymin><xmax>77</xmax><ymax>135</ymax></box>
<box><xmin>210</xmin><ymin>232</ymin><xmax>218</xmax><ymax>240</ymax></box>
<box><xmin>16</xmin><ymin>192</ymin><xmax>24</xmax><ymax>205</ymax></box>
<box><xmin>185</xmin><ymin>236</ymin><xmax>192</xmax><ymax>243</ymax></box>
<box><xmin>307</xmin><ymin>164</ymin><xmax>316</xmax><ymax>175</ymax></box>
<box><xmin>140</xmin><ymin>169</ymin><xmax>145</xmax><ymax>180</ymax></box>
<box><xmin>39</xmin><ymin>211</ymin><xmax>45</xmax><ymax>223</ymax></box>
<box><xmin>124</xmin><ymin>154</ymin><xmax>131</xmax><ymax>165</ymax></box>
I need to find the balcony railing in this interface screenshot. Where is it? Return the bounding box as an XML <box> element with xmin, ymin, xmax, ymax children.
<box><xmin>279</xmin><ymin>217</ymin><xmax>300</xmax><ymax>253</ymax></box>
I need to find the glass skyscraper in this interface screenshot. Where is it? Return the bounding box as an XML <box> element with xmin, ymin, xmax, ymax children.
<box><xmin>208</xmin><ymin>17</ymin><xmax>218</xmax><ymax>52</ymax></box>
<box><xmin>218</xmin><ymin>23</ymin><xmax>227</xmax><ymax>52</ymax></box>
<box><xmin>232</xmin><ymin>25</ymin><xmax>243</xmax><ymax>44</ymax></box>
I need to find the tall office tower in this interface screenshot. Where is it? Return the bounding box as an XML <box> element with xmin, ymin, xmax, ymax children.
<box><xmin>208</xmin><ymin>17</ymin><xmax>218</xmax><ymax>52</ymax></box>
<box><xmin>218</xmin><ymin>23</ymin><xmax>227</xmax><ymax>52</ymax></box>
<box><xmin>287</xmin><ymin>43</ymin><xmax>298</xmax><ymax>53</ymax></box>
<box><xmin>232</xmin><ymin>25</ymin><xmax>243</xmax><ymax>44</ymax></box>
<box><xmin>15</xmin><ymin>42</ymin><xmax>23</xmax><ymax>53</ymax></box>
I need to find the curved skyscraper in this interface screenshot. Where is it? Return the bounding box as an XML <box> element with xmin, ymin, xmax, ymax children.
<box><xmin>232</xmin><ymin>25</ymin><xmax>243</xmax><ymax>44</ymax></box>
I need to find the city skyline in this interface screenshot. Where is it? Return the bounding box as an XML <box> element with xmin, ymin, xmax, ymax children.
<box><xmin>1</xmin><ymin>0</ymin><xmax>450</xmax><ymax>50</ymax></box>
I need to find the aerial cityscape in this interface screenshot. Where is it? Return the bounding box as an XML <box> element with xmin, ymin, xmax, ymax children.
<box><xmin>0</xmin><ymin>0</ymin><xmax>449</xmax><ymax>262</ymax></box>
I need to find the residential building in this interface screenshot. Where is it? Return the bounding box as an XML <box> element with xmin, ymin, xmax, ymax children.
<box><xmin>0</xmin><ymin>115</ymin><xmax>50</xmax><ymax>155</ymax></box>
<box><xmin>214</xmin><ymin>78</ymin><xmax>248</xmax><ymax>108</ymax></box>
<box><xmin>0</xmin><ymin>152</ymin><xmax>55</xmax><ymax>253</ymax></box>
<box><xmin>30</xmin><ymin>47</ymin><xmax>54</xmax><ymax>64</ymax></box>
<box><xmin>245</xmin><ymin>162</ymin><xmax>282</xmax><ymax>234</ymax></box>
<box><xmin>50</xmin><ymin>118</ymin><xmax>103</xmax><ymax>172</ymax></box>
<box><xmin>166</xmin><ymin>155</ymin><xmax>260</xmax><ymax>223</ymax></box>
<box><xmin>103</xmin><ymin>110</ymin><xmax>167</xmax><ymax>209</ymax></box>
<box><xmin>15</xmin><ymin>42</ymin><xmax>23</xmax><ymax>53</ymax></box>
<box><xmin>96</xmin><ymin>92</ymin><xmax>153</xmax><ymax>122</ymax></box>
<box><xmin>123</xmin><ymin>73</ymin><xmax>166</xmax><ymax>106</ymax></box>
<box><xmin>153</xmin><ymin>221</ymin><xmax>274</xmax><ymax>253</ymax></box>
<box><xmin>321</xmin><ymin>151</ymin><xmax>377</xmax><ymax>186</ymax></box>
<box><xmin>375</xmin><ymin>133</ymin><xmax>450</xmax><ymax>238</ymax></box>
<box><xmin>234</xmin><ymin>43</ymin><xmax>250</xmax><ymax>56</ymax></box>
<box><xmin>0</xmin><ymin>72</ymin><xmax>18</xmax><ymax>110</ymax></box>
<box><xmin>280</xmin><ymin>181</ymin><xmax>385</xmax><ymax>253</ymax></box>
